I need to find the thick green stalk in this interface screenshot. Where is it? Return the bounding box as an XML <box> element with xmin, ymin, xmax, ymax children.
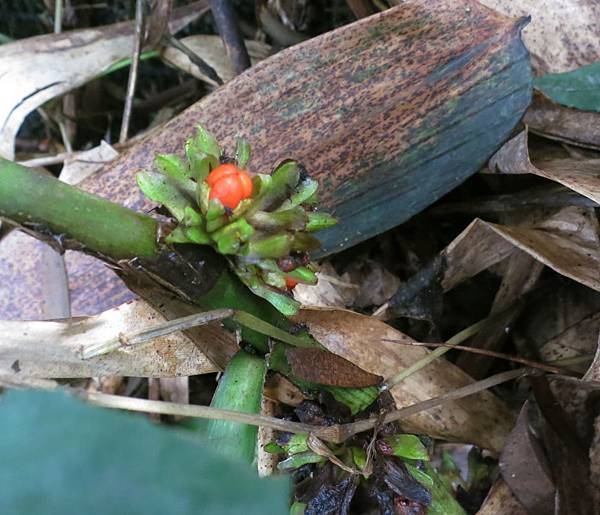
<box><xmin>205</xmin><ymin>350</ymin><xmax>266</xmax><ymax>463</ymax></box>
<box><xmin>0</xmin><ymin>158</ymin><xmax>157</xmax><ymax>260</ymax></box>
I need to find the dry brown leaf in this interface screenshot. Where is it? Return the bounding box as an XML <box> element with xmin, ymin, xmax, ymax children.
<box><xmin>293</xmin><ymin>307</ymin><xmax>515</xmax><ymax>454</ymax></box>
<box><xmin>0</xmin><ymin>299</ymin><xmax>218</xmax><ymax>379</ymax></box>
<box><xmin>0</xmin><ymin>2</ymin><xmax>207</xmax><ymax>159</ymax></box>
<box><xmin>162</xmin><ymin>35</ymin><xmax>271</xmax><ymax>85</ymax></box>
<box><xmin>540</xmin><ymin>312</ymin><xmax>600</xmax><ymax>366</ymax></box>
<box><xmin>487</xmin><ymin>129</ymin><xmax>600</xmax><ymax>205</ymax></box>
<box><xmin>478</xmin><ymin>0</ymin><xmax>600</xmax><ymax>73</ymax></box>
<box><xmin>284</xmin><ymin>347</ymin><xmax>382</xmax><ymax>387</ymax></box>
<box><xmin>442</xmin><ymin>206</ymin><xmax>600</xmax><ymax>293</ymax></box>
<box><xmin>476</xmin><ymin>479</ymin><xmax>528</xmax><ymax>515</ymax></box>
<box><xmin>524</xmin><ymin>91</ymin><xmax>600</xmax><ymax>150</ymax></box>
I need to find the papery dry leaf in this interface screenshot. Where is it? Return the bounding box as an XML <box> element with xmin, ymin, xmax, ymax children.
<box><xmin>293</xmin><ymin>262</ymin><xmax>358</xmax><ymax>309</ymax></box>
<box><xmin>0</xmin><ymin>299</ymin><xmax>218</xmax><ymax>379</ymax></box>
<box><xmin>476</xmin><ymin>479</ymin><xmax>528</xmax><ymax>515</ymax></box>
<box><xmin>456</xmin><ymin>250</ymin><xmax>543</xmax><ymax>378</ymax></box>
<box><xmin>487</xmin><ymin>129</ymin><xmax>600</xmax><ymax>205</ymax></box>
<box><xmin>441</xmin><ymin>206</ymin><xmax>600</xmax><ymax>293</ymax></box>
<box><xmin>292</xmin><ymin>307</ymin><xmax>515</xmax><ymax>454</ymax></box>
<box><xmin>162</xmin><ymin>35</ymin><xmax>271</xmax><ymax>85</ymax></box>
<box><xmin>60</xmin><ymin>141</ymin><xmax>119</xmax><ymax>185</ymax></box>
<box><xmin>539</xmin><ymin>312</ymin><xmax>600</xmax><ymax>366</ymax></box>
<box><xmin>477</xmin><ymin>0</ymin><xmax>600</xmax><ymax>73</ymax></box>
<box><xmin>524</xmin><ymin>91</ymin><xmax>600</xmax><ymax>150</ymax></box>
<box><xmin>0</xmin><ymin>2</ymin><xmax>207</xmax><ymax>159</ymax></box>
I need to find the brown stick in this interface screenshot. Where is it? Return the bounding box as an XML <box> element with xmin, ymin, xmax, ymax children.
<box><xmin>209</xmin><ymin>0</ymin><xmax>251</xmax><ymax>74</ymax></box>
<box><xmin>119</xmin><ymin>0</ymin><xmax>145</xmax><ymax>144</ymax></box>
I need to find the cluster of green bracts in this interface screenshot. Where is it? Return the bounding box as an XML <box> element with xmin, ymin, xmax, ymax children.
<box><xmin>137</xmin><ymin>125</ymin><xmax>337</xmax><ymax>316</ymax></box>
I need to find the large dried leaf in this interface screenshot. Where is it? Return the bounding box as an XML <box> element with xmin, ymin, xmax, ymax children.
<box><xmin>0</xmin><ymin>299</ymin><xmax>218</xmax><ymax>379</ymax></box>
<box><xmin>487</xmin><ymin>129</ymin><xmax>600</xmax><ymax>205</ymax></box>
<box><xmin>524</xmin><ymin>91</ymin><xmax>600</xmax><ymax>150</ymax></box>
<box><xmin>477</xmin><ymin>479</ymin><xmax>527</xmax><ymax>515</ymax></box>
<box><xmin>441</xmin><ymin>207</ymin><xmax>600</xmax><ymax>293</ymax></box>
<box><xmin>292</xmin><ymin>307</ymin><xmax>515</xmax><ymax>454</ymax></box>
<box><xmin>162</xmin><ymin>35</ymin><xmax>272</xmax><ymax>85</ymax></box>
<box><xmin>0</xmin><ymin>2</ymin><xmax>207</xmax><ymax>159</ymax></box>
<box><xmin>76</xmin><ymin>0</ymin><xmax>531</xmax><ymax>257</ymax></box>
<box><xmin>478</xmin><ymin>0</ymin><xmax>600</xmax><ymax>73</ymax></box>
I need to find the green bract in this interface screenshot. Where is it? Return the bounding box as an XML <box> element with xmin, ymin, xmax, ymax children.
<box><xmin>137</xmin><ymin>125</ymin><xmax>337</xmax><ymax>316</ymax></box>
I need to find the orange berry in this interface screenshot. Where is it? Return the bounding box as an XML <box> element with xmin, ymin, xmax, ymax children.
<box><xmin>206</xmin><ymin>163</ymin><xmax>238</xmax><ymax>187</ymax></box>
<box><xmin>285</xmin><ymin>277</ymin><xmax>299</xmax><ymax>289</ymax></box>
<box><xmin>207</xmin><ymin>164</ymin><xmax>254</xmax><ymax>209</ymax></box>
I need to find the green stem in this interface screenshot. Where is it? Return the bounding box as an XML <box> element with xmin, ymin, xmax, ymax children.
<box><xmin>0</xmin><ymin>158</ymin><xmax>158</xmax><ymax>260</ymax></box>
<box><xmin>205</xmin><ymin>350</ymin><xmax>266</xmax><ymax>463</ymax></box>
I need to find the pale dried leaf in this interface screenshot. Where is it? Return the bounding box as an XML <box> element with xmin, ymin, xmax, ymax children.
<box><xmin>293</xmin><ymin>307</ymin><xmax>515</xmax><ymax>454</ymax></box>
<box><xmin>478</xmin><ymin>0</ymin><xmax>600</xmax><ymax>73</ymax></box>
<box><xmin>487</xmin><ymin>130</ymin><xmax>600</xmax><ymax>205</ymax></box>
<box><xmin>293</xmin><ymin>262</ymin><xmax>358</xmax><ymax>308</ymax></box>
<box><xmin>442</xmin><ymin>207</ymin><xmax>600</xmax><ymax>292</ymax></box>
<box><xmin>0</xmin><ymin>3</ymin><xmax>206</xmax><ymax>159</ymax></box>
<box><xmin>60</xmin><ymin>141</ymin><xmax>119</xmax><ymax>185</ymax></box>
<box><xmin>540</xmin><ymin>312</ymin><xmax>600</xmax><ymax>366</ymax></box>
<box><xmin>476</xmin><ymin>479</ymin><xmax>528</xmax><ymax>515</ymax></box>
<box><xmin>162</xmin><ymin>35</ymin><xmax>272</xmax><ymax>85</ymax></box>
<box><xmin>0</xmin><ymin>299</ymin><xmax>218</xmax><ymax>379</ymax></box>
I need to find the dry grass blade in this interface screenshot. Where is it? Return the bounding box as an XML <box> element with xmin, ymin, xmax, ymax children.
<box><xmin>1</xmin><ymin>368</ymin><xmax>526</xmax><ymax>445</ymax></box>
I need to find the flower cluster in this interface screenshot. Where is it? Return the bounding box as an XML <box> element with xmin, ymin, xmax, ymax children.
<box><xmin>137</xmin><ymin>125</ymin><xmax>336</xmax><ymax>315</ymax></box>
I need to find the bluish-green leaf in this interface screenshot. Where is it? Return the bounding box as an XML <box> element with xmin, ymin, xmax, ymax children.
<box><xmin>534</xmin><ymin>61</ymin><xmax>600</xmax><ymax>112</ymax></box>
<box><xmin>0</xmin><ymin>390</ymin><xmax>289</xmax><ymax>515</ymax></box>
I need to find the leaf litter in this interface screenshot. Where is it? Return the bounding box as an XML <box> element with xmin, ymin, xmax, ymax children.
<box><xmin>0</xmin><ymin>0</ymin><xmax>599</xmax><ymax>513</ymax></box>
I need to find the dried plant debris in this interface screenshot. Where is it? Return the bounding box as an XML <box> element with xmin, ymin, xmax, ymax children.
<box><xmin>293</xmin><ymin>308</ymin><xmax>515</xmax><ymax>453</ymax></box>
<box><xmin>478</xmin><ymin>0</ymin><xmax>600</xmax><ymax>73</ymax></box>
<box><xmin>487</xmin><ymin>129</ymin><xmax>600</xmax><ymax>205</ymax></box>
<box><xmin>0</xmin><ymin>299</ymin><xmax>218</xmax><ymax>379</ymax></box>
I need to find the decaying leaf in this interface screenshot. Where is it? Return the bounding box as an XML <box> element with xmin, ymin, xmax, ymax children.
<box><xmin>292</xmin><ymin>307</ymin><xmax>515</xmax><ymax>454</ymax></box>
<box><xmin>440</xmin><ymin>206</ymin><xmax>600</xmax><ymax>293</ymax></box>
<box><xmin>478</xmin><ymin>0</ymin><xmax>600</xmax><ymax>73</ymax></box>
<box><xmin>476</xmin><ymin>479</ymin><xmax>527</xmax><ymax>515</ymax></box>
<box><xmin>524</xmin><ymin>91</ymin><xmax>600</xmax><ymax>150</ymax></box>
<box><xmin>0</xmin><ymin>299</ymin><xmax>218</xmax><ymax>379</ymax></box>
<box><xmin>487</xmin><ymin>129</ymin><xmax>600</xmax><ymax>205</ymax></box>
<box><xmin>293</xmin><ymin>262</ymin><xmax>358</xmax><ymax>309</ymax></box>
<box><xmin>0</xmin><ymin>2</ymin><xmax>207</xmax><ymax>159</ymax></box>
<box><xmin>162</xmin><ymin>35</ymin><xmax>272</xmax><ymax>85</ymax></box>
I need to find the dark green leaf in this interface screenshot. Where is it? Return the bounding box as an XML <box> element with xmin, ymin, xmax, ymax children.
<box><xmin>0</xmin><ymin>390</ymin><xmax>288</xmax><ymax>515</ymax></box>
<box><xmin>534</xmin><ymin>61</ymin><xmax>600</xmax><ymax>112</ymax></box>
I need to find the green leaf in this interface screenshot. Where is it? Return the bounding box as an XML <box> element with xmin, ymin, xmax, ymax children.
<box><xmin>235</xmin><ymin>137</ymin><xmax>251</xmax><ymax>169</ymax></box>
<box><xmin>534</xmin><ymin>61</ymin><xmax>600</xmax><ymax>112</ymax></box>
<box><xmin>243</xmin><ymin>233</ymin><xmax>294</xmax><ymax>259</ymax></box>
<box><xmin>136</xmin><ymin>171</ymin><xmax>193</xmax><ymax>222</ymax></box>
<box><xmin>277</xmin><ymin>451</ymin><xmax>325</xmax><ymax>471</ymax></box>
<box><xmin>195</xmin><ymin>125</ymin><xmax>221</xmax><ymax>158</ymax></box>
<box><xmin>277</xmin><ymin>178</ymin><xmax>319</xmax><ymax>210</ymax></box>
<box><xmin>285</xmin><ymin>266</ymin><xmax>318</xmax><ymax>285</ymax></box>
<box><xmin>350</xmin><ymin>446</ymin><xmax>368</xmax><ymax>472</ymax></box>
<box><xmin>290</xmin><ymin>501</ymin><xmax>307</xmax><ymax>515</ymax></box>
<box><xmin>0</xmin><ymin>390</ymin><xmax>289</xmax><ymax>515</ymax></box>
<box><xmin>154</xmin><ymin>154</ymin><xmax>189</xmax><ymax>182</ymax></box>
<box><xmin>306</xmin><ymin>212</ymin><xmax>337</xmax><ymax>232</ymax></box>
<box><xmin>408</xmin><ymin>463</ymin><xmax>466</xmax><ymax>515</ymax></box>
<box><xmin>384</xmin><ymin>434</ymin><xmax>429</xmax><ymax>460</ymax></box>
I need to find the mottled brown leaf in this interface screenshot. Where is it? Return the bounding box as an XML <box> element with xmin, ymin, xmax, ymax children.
<box><xmin>285</xmin><ymin>347</ymin><xmax>382</xmax><ymax>387</ymax></box>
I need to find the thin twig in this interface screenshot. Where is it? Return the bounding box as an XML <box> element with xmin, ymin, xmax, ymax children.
<box><xmin>80</xmin><ymin>308</ymin><xmax>234</xmax><ymax>359</ymax></box>
<box><xmin>119</xmin><ymin>0</ymin><xmax>145</xmax><ymax>144</ymax></box>
<box><xmin>382</xmin><ymin>318</ymin><xmax>486</xmax><ymax>390</ymax></box>
<box><xmin>209</xmin><ymin>0</ymin><xmax>251</xmax><ymax>75</ymax></box>
<box><xmin>2</xmin><ymin>368</ymin><xmax>527</xmax><ymax>444</ymax></box>
<box><xmin>382</xmin><ymin>339</ymin><xmax>577</xmax><ymax>375</ymax></box>
<box><xmin>162</xmin><ymin>34</ymin><xmax>223</xmax><ymax>85</ymax></box>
